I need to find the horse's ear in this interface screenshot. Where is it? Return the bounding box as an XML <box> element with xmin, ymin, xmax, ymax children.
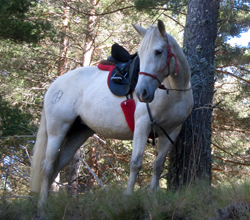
<box><xmin>132</xmin><ymin>24</ymin><xmax>147</xmax><ymax>37</ymax></box>
<box><xmin>157</xmin><ymin>20</ymin><xmax>166</xmax><ymax>38</ymax></box>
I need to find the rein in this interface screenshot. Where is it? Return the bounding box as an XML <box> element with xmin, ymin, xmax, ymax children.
<box><xmin>139</xmin><ymin>34</ymin><xmax>179</xmax><ymax>86</ymax></box>
<box><xmin>146</xmin><ymin>103</ymin><xmax>174</xmax><ymax>146</ymax></box>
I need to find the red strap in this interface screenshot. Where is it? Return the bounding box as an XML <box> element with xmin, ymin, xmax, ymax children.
<box><xmin>165</xmin><ymin>35</ymin><xmax>179</xmax><ymax>75</ymax></box>
<box><xmin>138</xmin><ymin>34</ymin><xmax>179</xmax><ymax>85</ymax></box>
<box><xmin>138</xmin><ymin>72</ymin><xmax>161</xmax><ymax>85</ymax></box>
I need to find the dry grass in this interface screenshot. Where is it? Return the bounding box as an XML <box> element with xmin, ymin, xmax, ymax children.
<box><xmin>1</xmin><ymin>180</ymin><xmax>250</xmax><ymax>220</ymax></box>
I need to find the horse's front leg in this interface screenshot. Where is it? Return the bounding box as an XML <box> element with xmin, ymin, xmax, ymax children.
<box><xmin>150</xmin><ymin>125</ymin><xmax>182</xmax><ymax>192</ymax></box>
<box><xmin>126</xmin><ymin>119</ymin><xmax>150</xmax><ymax>194</ymax></box>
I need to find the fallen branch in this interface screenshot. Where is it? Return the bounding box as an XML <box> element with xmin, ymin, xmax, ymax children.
<box><xmin>19</xmin><ymin>144</ymin><xmax>32</xmax><ymax>165</ymax></box>
<box><xmin>75</xmin><ymin>153</ymin><xmax>106</xmax><ymax>189</ymax></box>
<box><xmin>93</xmin><ymin>134</ymin><xmax>106</xmax><ymax>144</ymax></box>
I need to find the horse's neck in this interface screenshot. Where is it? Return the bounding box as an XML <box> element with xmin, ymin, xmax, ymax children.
<box><xmin>164</xmin><ymin>39</ymin><xmax>191</xmax><ymax>91</ymax></box>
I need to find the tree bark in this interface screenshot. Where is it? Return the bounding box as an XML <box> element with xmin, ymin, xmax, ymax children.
<box><xmin>167</xmin><ymin>0</ymin><xmax>220</xmax><ymax>189</ymax></box>
<box><xmin>82</xmin><ymin>0</ymin><xmax>98</xmax><ymax>66</ymax></box>
<box><xmin>58</xmin><ymin>2</ymin><xmax>70</xmax><ymax>76</ymax></box>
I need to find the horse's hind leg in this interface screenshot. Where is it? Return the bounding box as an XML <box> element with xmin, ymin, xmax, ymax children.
<box><xmin>39</xmin><ymin>120</ymin><xmax>71</xmax><ymax>206</ymax></box>
<box><xmin>150</xmin><ymin>125</ymin><xmax>182</xmax><ymax>192</ymax></box>
<box><xmin>53</xmin><ymin>118</ymin><xmax>94</xmax><ymax>180</ymax></box>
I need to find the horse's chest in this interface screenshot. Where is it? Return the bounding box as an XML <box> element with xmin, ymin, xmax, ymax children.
<box><xmin>152</xmin><ymin>99</ymin><xmax>192</xmax><ymax>132</ymax></box>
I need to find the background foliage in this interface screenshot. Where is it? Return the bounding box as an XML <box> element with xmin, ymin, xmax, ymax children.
<box><xmin>0</xmin><ymin>0</ymin><xmax>249</xmax><ymax>204</ymax></box>
<box><xmin>0</xmin><ymin>0</ymin><xmax>53</xmax><ymax>43</ymax></box>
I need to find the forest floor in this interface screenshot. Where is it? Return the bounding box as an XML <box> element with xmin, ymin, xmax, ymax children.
<box><xmin>1</xmin><ymin>179</ymin><xmax>250</xmax><ymax>220</ymax></box>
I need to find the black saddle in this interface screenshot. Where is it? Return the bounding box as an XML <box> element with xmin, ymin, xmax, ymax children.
<box><xmin>108</xmin><ymin>43</ymin><xmax>136</xmax><ymax>63</ymax></box>
<box><xmin>108</xmin><ymin>44</ymin><xmax>139</xmax><ymax>96</ymax></box>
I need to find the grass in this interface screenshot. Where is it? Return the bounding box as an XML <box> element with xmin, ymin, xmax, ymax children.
<box><xmin>1</xmin><ymin>180</ymin><xmax>250</xmax><ymax>220</ymax></box>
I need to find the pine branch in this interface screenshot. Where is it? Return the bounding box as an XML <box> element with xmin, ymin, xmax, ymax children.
<box><xmin>1</xmin><ymin>135</ymin><xmax>36</xmax><ymax>139</ymax></box>
<box><xmin>213</xmin><ymin>125</ymin><xmax>250</xmax><ymax>134</ymax></box>
<box><xmin>237</xmin><ymin>66</ymin><xmax>250</xmax><ymax>73</ymax></box>
<box><xmin>163</xmin><ymin>13</ymin><xmax>184</xmax><ymax>28</ymax></box>
<box><xmin>216</xmin><ymin>69</ymin><xmax>250</xmax><ymax>84</ymax></box>
<box><xmin>212</xmin><ymin>142</ymin><xmax>244</xmax><ymax>161</ymax></box>
<box><xmin>233</xmin><ymin>6</ymin><xmax>250</xmax><ymax>12</ymax></box>
<box><xmin>150</xmin><ymin>7</ymin><xmax>187</xmax><ymax>15</ymax></box>
<box><xmin>64</xmin><ymin>1</ymin><xmax>135</xmax><ymax>17</ymax></box>
<box><xmin>213</xmin><ymin>155</ymin><xmax>250</xmax><ymax>166</ymax></box>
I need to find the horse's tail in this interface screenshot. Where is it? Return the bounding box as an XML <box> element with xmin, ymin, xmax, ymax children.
<box><xmin>30</xmin><ymin>109</ymin><xmax>47</xmax><ymax>193</ymax></box>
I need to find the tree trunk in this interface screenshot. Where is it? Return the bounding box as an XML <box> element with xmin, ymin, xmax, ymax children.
<box><xmin>167</xmin><ymin>0</ymin><xmax>220</xmax><ymax>189</ymax></box>
<box><xmin>82</xmin><ymin>0</ymin><xmax>98</xmax><ymax>66</ymax></box>
<box><xmin>58</xmin><ymin>2</ymin><xmax>70</xmax><ymax>76</ymax></box>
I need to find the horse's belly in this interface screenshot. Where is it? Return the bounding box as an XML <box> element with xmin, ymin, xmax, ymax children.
<box><xmin>88</xmin><ymin>124</ymin><xmax>133</xmax><ymax>140</ymax></box>
<box><xmin>82</xmin><ymin>106</ymin><xmax>133</xmax><ymax>139</ymax></box>
<box><xmin>76</xmin><ymin>80</ymin><xmax>134</xmax><ymax>140</ymax></box>
<box><xmin>82</xmin><ymin>110</ymin><xmax>133</xmax><ymax>140</ymax></box>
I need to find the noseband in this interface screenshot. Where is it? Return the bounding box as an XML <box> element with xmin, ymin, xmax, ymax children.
<box><xmin>138</xmin><ymin>34</ymin><xmax>179</xmax><ymax>86</ymax></box>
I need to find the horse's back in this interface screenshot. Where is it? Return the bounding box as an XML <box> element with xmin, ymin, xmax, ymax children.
<box><xmin>46</xmin><ymin>66</ymin><xmax>98</xmax><ymax>95</ymax></box>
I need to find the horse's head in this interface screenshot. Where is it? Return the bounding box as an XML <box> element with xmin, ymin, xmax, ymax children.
<box><xmin>133</xmin><ymin>20</ymin><xmax>169</xmax><ymax>103</ymax></box>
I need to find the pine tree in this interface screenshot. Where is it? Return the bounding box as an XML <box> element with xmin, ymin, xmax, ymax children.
<box><xmin>167</xmin><ymin>0</ymin><xmax>220</xmax><ymax>188</ymax></box>
<box><xmin>0</xmin><ymin>0</ymin><xmax>52</xmax><ymax>43</ymax></box>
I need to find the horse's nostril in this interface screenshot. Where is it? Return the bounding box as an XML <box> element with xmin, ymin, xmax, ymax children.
<box><xmin>142</xmin><ymin>89</ymin><xmax>148</xmax><ymax>99</ymax></box>
<box><xmin>136</xmin><ymin>88</ymin><xmax>153</xmax><ymax>103</ymax></box>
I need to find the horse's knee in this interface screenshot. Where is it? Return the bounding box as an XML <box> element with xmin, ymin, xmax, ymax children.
<box><xmin>130</xmin><ymin>158</ymin><xmax>142</xmax><ymax>172</ymax></box>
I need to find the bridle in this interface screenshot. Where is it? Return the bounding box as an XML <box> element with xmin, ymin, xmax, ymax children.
<box><xmin>138</xmin><ymin>34</ymin><xmax>188</xmax><ymax>146</ymax></box>
<box><xmin>138</xmin><ymin>34</ymin><xmax>179</xmax><ymax>87</ymax></box>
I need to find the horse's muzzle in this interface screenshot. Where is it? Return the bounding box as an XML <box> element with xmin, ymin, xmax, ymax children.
<box><xmin>136</xmin><ymin>88</ymin><xmax>154</xmax><ymax>103</ymax></box>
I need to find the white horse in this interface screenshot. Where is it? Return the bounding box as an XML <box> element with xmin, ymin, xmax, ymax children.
<box><xmin>30</xmin><ymin>20</ymin><xmax>193</xmax><ymax>204</ymax></box>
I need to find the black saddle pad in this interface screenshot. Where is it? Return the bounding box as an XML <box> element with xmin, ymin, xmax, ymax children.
<box><xmin>108</xmin><ymin>55</ymin><xmax>139</xmax><ymax>96</ymax></box>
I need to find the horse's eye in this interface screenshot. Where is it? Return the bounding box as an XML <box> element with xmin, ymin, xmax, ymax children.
<box><xmin>155</xmin><ymin>50</ymin><xmax>162</xmax><ymax>56</ymax></box>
